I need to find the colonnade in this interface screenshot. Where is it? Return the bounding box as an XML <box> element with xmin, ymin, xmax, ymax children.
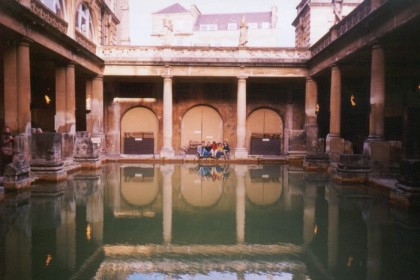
<box><xmin>2</xmin><ymin>41</ymin><xmax>104</xmax><ymax>137</ymax></box>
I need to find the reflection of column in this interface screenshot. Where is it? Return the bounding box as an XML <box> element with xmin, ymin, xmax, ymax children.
<box><xmin>235</xmin><ymin>165</ymin><xmax>247</xmax><ymax>244</ymax></box>
<box><xmin>366</xmin><ymin>222</ymin><xmax>382</xmax><ymax>280</ymax></box>
<box><xmin>3</xmin><ymin>44</ymin><xmax>18</xmax><ymax>131</ymax></box>
<box><xmin>326</xmin><ymin>184</ymin><xmax>339</xmax><ymax>270</ymax></box>
<box><xmin>160</xmin><ymin>75</ymin><xmax>174</xmax><ymax>157</ymax></box>
<box><xmin>55</xmin><ymin>65</ymin><xmax>67</xmax><ymax>132</ymax></box>
<box><xmin>65</xmin><ymin>63</ymin><xmax>76</xmax><ymax>133</ymax></box>
<box><xmin>161</xmin><ymin>165</ymin><xmax>174</xmax><ymax>244</ymax></box>
<box><xmin>87</xmin><ymin>175</ymin><xmax>104</xmax><ymax>244</ymax></box>
<box><xmin>5</xmin><ymin>205</ymin><xmax>31</xmax><ymax>280</ymax></box>
<box><xmin>282</xmin><ymin>165</ymin><xmax>292</xmax><ymax>210</ymax></box>
<box><xmin>56</xmin><ymin>194</ymin><xmax>76</xmax><ymax>270</ymax></box>
<box><xmin>368</xmin><ymin>43</ymin><xmax>385</xmax><ymax>140</ymax></box>
<box><xmin>303</xmin><ymin>183</ymin><xmax>316</xmax><ymax>245</ymax></box>
<box><xmin>17</xmin><ymin>40</ymin><xmax>32</xmax><ymax>134</ymax></box>
<box><xmin>235</xmin><ymin>76</ymin><xmax>248</xmax><ymax>159</ymax></box>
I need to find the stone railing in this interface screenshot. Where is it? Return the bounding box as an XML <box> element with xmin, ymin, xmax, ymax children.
<box><xmin>311</xmin><ymin>0</ymin><xmax>373</xmax><ymax>56</ymax></box>
<box><xmin>30</xmin><ymin>0</ymin><xmax>68</xmax><ymax>34</ymax></box>
<box><xmin>75</xmin><ymin>30</ymin><xmax>97</xmax><ymax>54</ymax></box>
<box><xmin>98</xmin><ymin>46</ymin><xmax>311</xmax><ymax>65</ymax></box>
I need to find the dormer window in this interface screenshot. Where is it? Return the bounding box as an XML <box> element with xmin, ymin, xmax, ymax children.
<box><xmin>76</xmin><ymin>2</ymin><xmax>94</xmax><ymax>40</ymax></box>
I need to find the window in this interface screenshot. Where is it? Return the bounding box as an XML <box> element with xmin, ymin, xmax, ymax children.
<box><xmin>248</xmin><ymin>23</ymin><xmax>258</xmax><ymax>30</ymax></box>
<box><xmin>40</xmin><ymin>0</ymin><xmax>66</xmax><ymax>18</ymax></box>
<box><xmin>76</xmin><ymin>2</ymin><xmax>94</xmax><ymax>40</ymax></box>
<box><xmin>261</xmin><ymin>22</ymin><xmax>270</xmax><ymax>29</ymax></box>
<box><xmin>200</xmin><ymin>24</ymin><xmax>218</xmax><ymax>31</ymax></box>
<box><xmin>227</xmin><ymin>23</ymin><xmax>237</xmax><ymax>30</ymax></box>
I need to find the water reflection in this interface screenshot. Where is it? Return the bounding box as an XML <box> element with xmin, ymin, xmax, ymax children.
<box><xmin>1</xmin><ymin>163</ymin><xmax>420</xmax><ymax>279</ymax></box>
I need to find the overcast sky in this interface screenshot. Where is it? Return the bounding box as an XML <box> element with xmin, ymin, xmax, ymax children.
<box><xmin>128</xmin><ymin>0</ymin><xmax>301</xmax><ymax>47</ymax></box>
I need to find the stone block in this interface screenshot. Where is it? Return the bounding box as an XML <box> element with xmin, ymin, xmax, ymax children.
<box><xmin>31</xmin><ymin>132</ymin><xmax>63</xmax><ymax>167</ymax></box>
<box><xmin>398</xmin><ymin>159</ymin><xmax>420</xmax><ymax>188</ymax></box>
<box><xmin>364</xmin><ymin>140</ymin><xmax>390</xmax><ymax>163</ymax></box>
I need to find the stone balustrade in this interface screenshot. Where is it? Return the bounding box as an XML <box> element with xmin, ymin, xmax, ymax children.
<box><xmin>98</xmin><ymin>46</ymin><xmax>311</xmax><ymax>65</ymax></box>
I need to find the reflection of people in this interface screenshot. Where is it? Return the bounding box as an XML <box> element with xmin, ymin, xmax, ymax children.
<box><xmin>1</xmin><ymin>126</ymin><xmax>14</xmax><ymax>175</ymax></box>
<box><xmin>197</xmin><ymin>164</ymin><xmax>230</xmax><ymax>181</ymax></box>
<box><xmin>239</xmin><ymin>16</ymin><xmax>248</xmax><ymax>46</ymax></box>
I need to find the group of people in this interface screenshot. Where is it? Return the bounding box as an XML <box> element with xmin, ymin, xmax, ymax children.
<box><xmin>197</xmin><ymin>140</ymin><xmax>230</xmax><ymax>159</ymax></box>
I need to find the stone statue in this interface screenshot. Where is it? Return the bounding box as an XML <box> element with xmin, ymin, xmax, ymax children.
<box><xmin>163</xmin><ymin>18</ymin><xmax>174</xmax><ymax>45</ymax></box>
<box><xmin>239</xmin><ymin>16</ymin><xmax>248</xmax><ymax>46</ymax></box>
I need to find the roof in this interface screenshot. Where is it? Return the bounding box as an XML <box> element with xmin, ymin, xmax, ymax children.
<box><xmin>194</xmin><ymin>12</ymin><xmax>272</xmax><ymax>31</ymax></box>
<box><xmin>153</xmin><ymin>3</ymin><xmax>189</xmax><ymax>14</ymax></box>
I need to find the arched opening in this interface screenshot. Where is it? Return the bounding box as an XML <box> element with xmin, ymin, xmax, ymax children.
<box><xmin>76</xmin><ymin>2</ymin><xmax>95</xmax><ymax>40</ymax></box>
<box><xmin>181</xmin><ymin>105</ymin><xmax>223</xmax><ymax>153</ymax></box>
<box><xmin>246</xmin><ymin>108</ymin><xmax>283</xmax><ymax>155</ymax></box>
<box><xmin>121</xmin><ymin>107</ymin><xmax>158</xmax><ymax>154</ymax></box>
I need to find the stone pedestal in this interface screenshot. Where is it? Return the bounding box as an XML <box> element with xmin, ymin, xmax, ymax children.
<box><xmin>363</xmin><ymin>139</ymin><xmax>390</xmax><ymax>170</ymax></box>
<box><xmin>74</xmin><ymin>132</ymin><xmax>101</xmax><ymax>169</ymax></box>
<box><xmin>30</xmin><ymin>132</ymin><xmax>67</xmax><ymax>182</ymax></box>
<box><xmin>303</xmin><ymin>153</ymin><xmax>330</xmax><ymax>172</ymax></box>
<box><xmin>4</xmin><ymin>154</ymin><xmax>31</xmax><ymax>191</ymax></box>
<box><xmin>3</xmin><ymin>135</ymin><xmax>31</xmax><ymax>191</ymax></box>
<box><xmin>332</xmin><ymin>154</ymin><xmax>371</xmax><ymax>184</ymax></box>
<box><xmin>326</xmin><ymin>135</ymin><xmax>352</xmax><ymax>162</ymax></box>
<box><xmin>390</xmin><ymin>159</ymin><xmax>420</xmax><ymax>209</ymax></box>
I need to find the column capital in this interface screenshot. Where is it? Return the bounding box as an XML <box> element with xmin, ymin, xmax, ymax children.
<box><xmin>93</xmin><ymin>75</ymin><xmax>103</xmax><ymax>81</ymax></box>
<box><xmin>330</xmin><ymin>63</ymin><xmax>340</xmax><ymax>70</ymax></box>
<box><xmin>237</xmin><ymin>75</ymin><xmax>248</xmax><ymax>80</ymax></box>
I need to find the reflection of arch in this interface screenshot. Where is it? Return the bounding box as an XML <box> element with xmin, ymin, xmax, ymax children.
<box><xmin>245</xmin><ymin>166</ymin><xmax>282</xmax><ymax>206</ymax></box>
<box><xmin>181</xmin><ymin>106</ymin><xmax>223</xmax><ymax>150</ymax></box>
<box><xmin>247</xmin><ymin>108</ymin><xmax>283</xmax><ymax>155</ymax></box>
<box><xmin>180</xmin><ymin>166</ymin><xmax>223</xmax><ymax>207</ymax></box>
<box><xmin>120</xmin><ymin>166</ymin><xmax>159</xmax><ymax>206</ymax></box>
<box><xmin>121</xmin><ymin>107</ymin><xmax>159</xmax><ymax>154</ymax></box>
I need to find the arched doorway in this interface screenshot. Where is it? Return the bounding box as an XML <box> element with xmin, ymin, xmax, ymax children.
<box><xmin>181</xmin><ymin>106</ymin><xmax>223</xmax><ymax>153</ymax></box>
<box><xmin>121</xmin><ymin>107</ymin><xmax>158</xmax><ymax>154</ymax></box>
<box><xmin>246</xmin><ymin>108</ymin><xmax>283</xmax><ymax>155</ymax></box>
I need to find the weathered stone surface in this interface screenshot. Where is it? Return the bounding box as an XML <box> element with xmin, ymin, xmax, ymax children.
<box><xmin>397</xmin><ymin>159</ymin><xmax>420</xmax><ymax>188</ymax></box>
<box><xmin>31</xmin><ymin>132</ymin><xmax>63</xmax><ymax>167</ymax></box>
<box><xmin>3</xmin><ymin>154</ymin><xmax>31</xmax><ymax>191</ymax></box>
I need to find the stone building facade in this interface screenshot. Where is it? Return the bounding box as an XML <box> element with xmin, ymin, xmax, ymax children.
<box><xmin>0</xmin><ymin>0</ymin><xmax>419</xmax><ymax>171</ymax></box>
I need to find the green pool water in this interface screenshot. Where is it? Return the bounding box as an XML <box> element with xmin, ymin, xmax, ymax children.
<box><xmin>1</xmin><ymin>163</ymin><xmax>420</xmax><ymax>280</ymax></box>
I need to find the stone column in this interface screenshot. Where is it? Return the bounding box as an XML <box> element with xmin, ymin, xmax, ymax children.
<box><xmin>162</xmin><ymin>165</ymin><xmax>174</xmax><ymax>244</ymax></box>
<box><xmin>368</xmin><ymin>44</ymin><xmax>385</xmax><ymax>140</ymax></box>
<box><xmin>3</xmin><ymin>44</ymin><xmax>18</xmax><ymax>131</ymax></box>
<box><xmin>284</xmin><ymin>90</ymin><xmax>293</xmax><ymax>155</ymax></box>
<box><xmin>235</xmin><ymin>76</ymin><xmax>248</xmax><ymax>159</ymax></box>
<box><xmin>235</xmin><ymin>165</ymin><xmax>247</xmax><ymax>244</ymax></box>
<box><xmin>55</xmin><ymin>66</ymin><xmax>67</xmax><ymax>133</ymax></box>
<box><xmin>364</xmin><ymin>43</ymin><xmax>390</xmax><ymax>164</ymax></box>
<box><xmin>305</xmin><ymin>78</ymin><xmax>319</xmax><ymax>153</ymax></box>
<box><xmin>329</xmin><ymin>65</ymin><xmax>341</xmax><ymax>137</ymax></box>
<box><xmin>326</xmin><ymin>65</ymin><xmax>346</xmax><ymax>162</ymax></box>
<box><xmin>91</xmin><ymin>76</ymin><xmax>104</xmax><ymax>134</ymax></box>
<box><xmin>160</xmin><ymin>75</ymin><xmax>174</xmax><ymax>158</ymax></box>
<box><xmin>65</xmin><ymin>63</ymin><xmax>76</xmax><ymax>134</ymax></box>
<box><xmin>106</xmin><ymin>101</ymin><xmax>121</xmax><ymax>155</ymax></box>
<box><xmin>17</xmin><ymin>40</ymin><xmax>31</xmax><ymax>135</ymax></box>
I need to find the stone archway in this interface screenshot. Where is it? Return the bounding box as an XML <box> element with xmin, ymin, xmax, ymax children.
<box><xmin>121</xmin><ymin>107</ymin><xmax>158</xmax><ymax>154</ymax></box>
<box><xmin>246</xmin><ymin>108</ymin><xmax>283</xmax><ymax>155</ymax></box>
<box><xmin>181</xmin><ymin>106</ymin><xmax>223</xmax><ymax>153</ymax></box>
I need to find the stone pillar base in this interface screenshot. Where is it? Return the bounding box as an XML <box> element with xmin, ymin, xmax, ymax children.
<box><xmin>160</xmin><ymin>147</ymin><xmax>175</xmax><ymax>158</ymax></box>
<box><xmin>74</xmin><ymin>158</ymin><xmax>102</xmax><ymax>169</ymax></box>
<box><xmin>332</xmin><ymin>154</ymin><xmax>371</xmax><ymax>184</ymax></box>
<box><xmin>363</xmin><ymin>139</ymin><xmax>390</xmax><ymax>171</ymax></box>
<box><xmin>31</xmin><ymin>169</ymin><xmax>67</xmax><ymax>182</ymax></box>
<box><xmin>391</xmin><ymin>183</ymin><xmax>420</xmax><ymax>209</ymax></box>
<box><xmin>3</xmin><ymin>156</ymin><xmax>31</xmax><ymax>192</ymax></box>
<box><xmin>234</xmin><ymin>148</ymin><xmax>248</xmax><ymax>159</ymax></box>
<box><xmin>303</xmin><ymin>154</ymin><xmax>330</xmax><ymax>172</ymax></box>
<box><xmin>326</xmin><ymin>135</ymin><xmax>352</xmax><ymax>162</ymax></box>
